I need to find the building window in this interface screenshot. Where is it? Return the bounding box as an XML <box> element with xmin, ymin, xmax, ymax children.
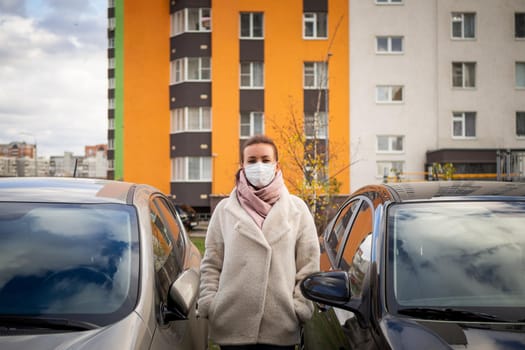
<box><xmin>240</xmin><ymin>112</ymin><xmax>264</xmax><ymax>138</ymax></box>
<box><xmin>377</xmin><ymin>161</ymin><xmax>404</xmax><ymax>179</ymax></box>
<box><xmin>240</xmin><ymin>12</ymin><xmax>263</xmax><ymax>39</ymax></box>
<box><xmin>303</xmin><ymin>12</ymin><xmax>327</xmax><ymax>39</ymax></box>
<box><xmin>171</xmin><ymin>8</ymin><xmax>211</xmax><ymax>36</ymax></box>
<box><xmin>452</xmin><ymin>62</ymin><xmax>476</xmax><ymax>88</ymax></box>
<box><xmin>304</xmin><ymin>112</ymin><xmax>327</xmax><ymax>139</ymax></box>
<box><xmin>240</xmin><ymin>62</ymin><xmax>264</xmax><ymax>88</ymax></box>
<box><xmin>108</xmin><ymin>98</ymin><xmax>115</xmax><ymax>110</ymax></box>
<box><xmin>171</xmin><ymin>57</ymin><xmax>211</xmax><ymax>84</ymax></box>
<box><xmin>108</xmin><ymin>78</ymin><xmax>115</xmax><ymax>89</ymax></box>
<box><xmin>108</xmin><ymin>138</ymin><xmax>114</xmax><ymax>150</ymax></box>
<box><xmin>516</xmin><ymin>13</ymin><xmax>525</xmax><ymax>38</ymax></box>
<box><xmin>108</xmin><ymin>57</ymin><xmax>115</xmax><ymax>69</ymax></box>
<box><xmin>376</xmin><ymin>36</ymin><xmax>403</xmax><ymax>54</ymax></box>
<box><xmin>517</xmin><ymin>62</ymin><xmax>525</xmax><ymax>88</ymax></box>
<box><xmin>517</xmin><ymin>112</ymin><xmax>525</xmax><ymax>137</ymax></box>
<box><xmin>376</xmin><ymin>85</ymin><xmax>404</xmax><ymax>103</ymax></box>
<box><xmin>108</xmin><ymin>0</ymin><xmax>115</xmax><ymax>8</ymax></box>
<box><xmin>304</xmin><ymin>62</ymin><xmax>328</xmax><ymax>89</ymax></box>
<box><xmin>108</xmin><ymin>118</ymin><xmax>115</xmax><ymax>130</ymax></box>
<box><xmin>108</xmin><ymin>38</ymin><xmax>115</xmax><ymax>48</ymax></box>
<box><xmin>377</xmin><ymin>135</ymin><xmax>404</xmax><ymax>153</ymax></box>
<box><xmin>376</xmin><ymin>0</ymin><xmax>403</xmax><ymax>4</ymax></box>
<box><xmin>451</xmin><ymin>12</ymin><xmax>475</xmax><ymax>39</ymax></box>
<box><xmin>108</xmin><ymin>17</ymin><xmax>116</xmax><ymax>30</ymax></box>
<box><xmin>173</xmin><ymin>157</ymin><xmax>211</xmax><ymax>181</ymax></box>
<box><xmin>452</xmin><ymin>112</ymin><xmax>476</xmax><ymax>138</ymax></box>
<box><xmin>108</xmin><ymin>160</ymin><xmax>114</xmax><ymax>170</ymax></box>
<box><xmin>171</xmin><ymin>107</ymin><xmax>211</xmax><ymax>133</ymax></box>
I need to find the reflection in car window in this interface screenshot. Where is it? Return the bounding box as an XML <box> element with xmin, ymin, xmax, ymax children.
<box><xmin>388</xmin><ymin>201</ymin><xmax>525</xmax><ymax>311</ymax></box>
<box><xmin>326</xmin><ymin>200</ymin><xmax>360</xmax><ymax>262</ymax></box>
<box><xmin>340</xmin><ymin>200</ymin><xmax>373</xmax><ymax>298</ymax></box>
<box><xmin>149</xmin><ymin>197</ymin><xmax>185</xmax><ymax>304</ymax></box>
<box><xmin>0</xmin><ymin>203</ymin><xmax>139</xmax><ymax>325</ymax></box>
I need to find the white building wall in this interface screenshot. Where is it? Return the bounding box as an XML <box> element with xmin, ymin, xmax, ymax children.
<box><xmin>436</xmin><ymin>0</ymin><xmax>525</xmax><ymax>149</ymax></box>
<box><xmin>350</xmin><ymin>0</ymin><xmax>525</xmax><ymax>192</ymax></box>
<box><xmin>350</xmin><ymin>0</ymin><xmax>438</xmax><ymax>191</ymax></box>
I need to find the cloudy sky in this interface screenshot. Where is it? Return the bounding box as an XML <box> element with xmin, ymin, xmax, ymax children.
<box><xmin>0</xmin><ymin>0</ymin><xmax>107</xmax><ymax>158</ymax></box>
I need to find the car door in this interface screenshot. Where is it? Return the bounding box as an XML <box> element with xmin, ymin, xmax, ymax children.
<box><xmin>334</xmin><ymin>196</ymin><xmax>379</xmax><ymax>349</ymax></box>
<box><xmin>148</xmin><ymin>195</ymin><xmax>203</xmax><ymax>350</ymax></box>
<box><xmin>304</xmin><ymin>196</ymin><xmax>377</xmax><ymax>350</ymax></box>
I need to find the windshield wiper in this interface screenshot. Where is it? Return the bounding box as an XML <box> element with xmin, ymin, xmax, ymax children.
<box><xmin>0</xmin><ymin>316</ymin><xmax>98</xmax><ymax>331</ymax></box>
<box><xmin>397</xmin><ymin>307</ymin><xmax>507</xmax><ymax>322</ymax></box>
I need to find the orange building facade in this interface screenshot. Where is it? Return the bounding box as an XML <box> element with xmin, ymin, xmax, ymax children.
<box><xmin>107</xmin><ymin>0</ymin><xmax>349</xmax><ymax>214</ymax></box>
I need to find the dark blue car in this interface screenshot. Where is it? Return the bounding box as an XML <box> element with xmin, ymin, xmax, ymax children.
<box><xmin>301</xmin><ymin>181</ymin><xmax>525</xmax><ymax>349</ymax></box>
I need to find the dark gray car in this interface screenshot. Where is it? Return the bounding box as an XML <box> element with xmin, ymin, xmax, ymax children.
<box><xmin>0</xmin><ymin>177</ymin><xmax>207</xmax><ymax>349</ymax></box>
<box><xmin>301</xmin><ymin>181</ymin><xmax>525</xmax><ymax>349</ymax></box>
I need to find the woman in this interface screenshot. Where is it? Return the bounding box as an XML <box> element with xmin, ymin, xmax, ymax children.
<box><xmin>198</xmin><ymin>135</ymin><xmax>320</xmax><ymax>350</ymax></box>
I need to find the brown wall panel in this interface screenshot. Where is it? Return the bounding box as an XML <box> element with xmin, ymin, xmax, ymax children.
<box><xmin>304</xmin><ymin>89</ymin><xmax>328</xmax><ymax>113</ymax></box>
<box><xmin>426</xmin><ymin>149</ymin><xmax>498</xmax><ymax>164</ymax></box>
<box><xmin>239</xmin><ymin>90</ymin><xmax>264</xmax><ymax>111</ymax></box>
<box><xmin>171</xmin><ymin>33</ymin><xmax>211</xmax><ymax>60</ymax></box>
<box><xmin>303</xmin><ymin>0</ymin><xmax>328</xmax><ymax>12</ymax></box>
<box><xmin>172</xmin><ymin>0</ymin><xmax>211</xmax><ymax>12</ymax></box>
<box><xmin>171</xmin><ymin>132</ymin><xmax>212</xmax><ymax>157</ymax></box>
<box><xmin>239</xmin><ymin>40</ymin><xmax>264</xmax><ymax>61</ymax></box>
<box><xmin>171</xmin><ymin>182</ymin><xmax>212</xmax><ymax>207</ymax></box>
<box><xmin>170</xmin><ymin>82</ymin><xmax>212</xmax><ymax>108</ymax></box>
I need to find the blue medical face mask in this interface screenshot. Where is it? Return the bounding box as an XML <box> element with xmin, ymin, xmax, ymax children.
<box><xmin>244</xmin><ymin>162</ymin><xmax>276</xmax><ymax>188</ymax></box>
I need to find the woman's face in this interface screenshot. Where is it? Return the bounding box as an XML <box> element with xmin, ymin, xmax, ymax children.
<box><xmin>242</xmin><ymin>143</ymin><xmax>276</xmax><ymax>167</ymax></box>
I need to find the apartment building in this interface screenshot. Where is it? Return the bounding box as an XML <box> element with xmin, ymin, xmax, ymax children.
<box><xmin>107</xmin><ymin>0</ymin><xmax>350</xmax><ymax>213</ymax></box>
<box><xmin>0</xmin><ymin>142</ymin><xmax>47</xmax><ymax>177</ymax></box>
<box><xmin>350</xmin><ymin>0</ymin><xmax>525</xmax><ymax>191</ymax></box>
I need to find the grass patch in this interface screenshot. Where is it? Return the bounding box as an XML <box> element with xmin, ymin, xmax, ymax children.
<box><xmin>190</xmin><ymin>236</ymin><xmax>205</xmax><ymax>255</ymax></box>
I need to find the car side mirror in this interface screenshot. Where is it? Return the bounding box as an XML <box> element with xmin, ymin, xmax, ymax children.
<box><xmin>163</xmin><ymin>268</ymin><xmax>200</xmax><ymax>322</ymax></box>
<box><xmin>301</xmin><ymin>270</ymin><xmax>351</xmax><ymax>305</ymax></box>
<box><xmin>301</xmin><ymin>270</ymin><xmax>370</xmax><ymax>327</ymax></box>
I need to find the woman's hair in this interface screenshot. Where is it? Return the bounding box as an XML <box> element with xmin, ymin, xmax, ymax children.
<box><xmin>240</xmin><ymin>134</ymin><xmax>279</xmax><ymax>163</ymax></box>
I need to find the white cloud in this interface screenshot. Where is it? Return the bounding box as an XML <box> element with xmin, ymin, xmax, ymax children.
<box><xmin>0</xmin><ymin>0</ymin><xmax>106</xmax><ymax>157</ymax></box>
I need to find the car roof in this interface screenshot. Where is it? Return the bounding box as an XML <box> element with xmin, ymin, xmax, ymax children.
<box><xmin>0</xmin><ymin>177</ymin><xmax>137</xmax><ymax>204</ymax></box>
<box><xmin>383</xmin><ymin>181</ymin><xmax>525</xmax><ymax>202</ymax></box>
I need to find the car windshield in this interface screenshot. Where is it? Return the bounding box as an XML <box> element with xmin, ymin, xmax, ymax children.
<box><xmin>0</xmin><ymin>202</ymin><xmax>139</xmax><ymax>326</ymax></box>
<box><xmin>387</xmin><ymin>201</ymin><xmax>525</xmax><ymax>318</ymax></box>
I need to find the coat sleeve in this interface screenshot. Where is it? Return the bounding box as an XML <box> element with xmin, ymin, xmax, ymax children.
<box><xmin>293</xmin><ymin>198</ymin><xmax>321</xmax><ymax>324</ymax></box>
<box><xmin>197</xmin><ymin>205</ymin><xmax>225</xmax><ymax>319</ymax></box>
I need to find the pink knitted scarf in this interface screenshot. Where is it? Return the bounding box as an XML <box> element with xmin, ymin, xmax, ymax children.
<box><xmin>236</xmin><ymin>169</ymin><xmax>284</xmax><ymax>228</ymax></box>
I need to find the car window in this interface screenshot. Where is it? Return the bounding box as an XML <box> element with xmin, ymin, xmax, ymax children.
<box><xmin>149</xmin><ymin>196</ymin><xmax>185</xmax><ymax>303</ymax></box>
<box><xmin>154</xmin><ymin>198</ymin><xmax>185</xmax><ymax>267</ymax></box>
<box><xmin>325</xmin><ymin>199</ymin><xmax>360</xmax><ymax>264</ymax></box>
<box><xmin>0</xmin><ymin>202</ymin><xmax>139</xmax><ymax>326</ymax></box>
<box><xmin>340</xmin><ymin>199</ymin><xmax>373</xmax><ymax>298</ymax></box>
<box><xmin>388</xmin><ymin>201</ymin><xmax>525</xmax><ymax>313</ymax></box>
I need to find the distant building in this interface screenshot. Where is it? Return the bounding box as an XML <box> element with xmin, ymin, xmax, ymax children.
<box><xmin>49</xmin><ymin>152</ymin><xmax>81</xmax><ymax>177</ymax></box>
<box><xmin>0</xmin><ymin>142</ymin><xmax>48</xmax><ymax>177</ymax></box>
<box><xmin>49</xmin><ymin>145</ymin><xmax>108</xmax><ymax>179</ymax></box>
<box><xmin>84</xmin><ymin>144</ymin><xmax>108</xmax><ymax>178</ymax></box>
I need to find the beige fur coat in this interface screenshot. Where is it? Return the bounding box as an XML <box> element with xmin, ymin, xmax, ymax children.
<box><xmin>198</xmin><ymin>187</ymin><xmax>320</xmax><ymax>346</ymax></box>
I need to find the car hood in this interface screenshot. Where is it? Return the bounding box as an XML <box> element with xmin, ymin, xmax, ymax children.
<box><xmin>0</xmin><ymin>312</ymin><xmax>151</xmax><ymax>350</ymax></box>
<box><xmin>380</xmin><ymin>315</ymin><xmax>525</xmax><ymax>349</ymax></box>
